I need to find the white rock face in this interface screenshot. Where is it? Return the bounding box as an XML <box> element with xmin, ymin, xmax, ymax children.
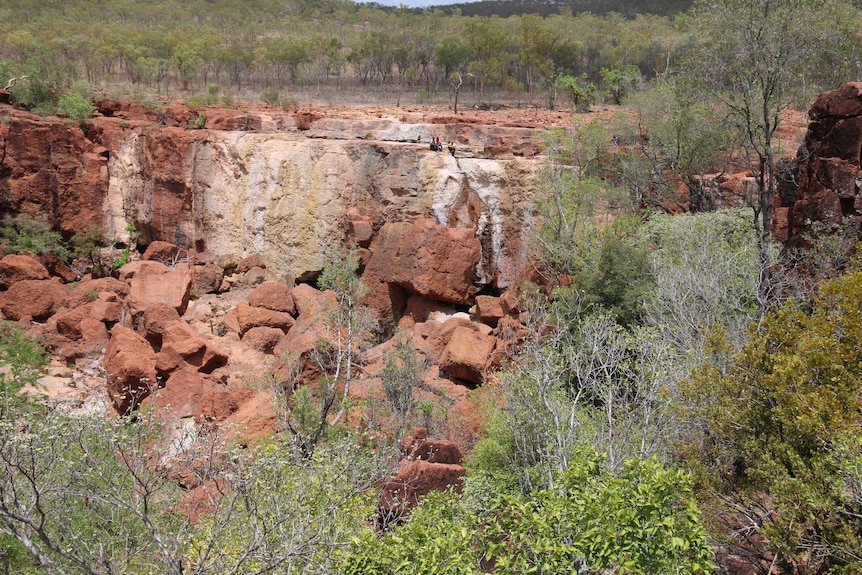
<box><xmin>106</xmin><ymin>127</ymin><xmax>544</xmax><ymax>289</ymax></box>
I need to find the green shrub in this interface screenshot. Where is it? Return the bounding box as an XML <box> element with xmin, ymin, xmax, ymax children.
<box><xmin>260</xmin><ymin>88</ymin><xmax>280</xmax><ymax>106</ymax></box>
<box><xmin>0</xmin><ymin>214</ymin><xmax>69</xmax><ymax>261</ymax></box>
<box><xmin>556</xmin><ymin>73</ymin><xmax>598</xmax><ymax>112</ymax></box>
<box><xmin>57</xmin><ymin>92</ymin><xmax>95</xmax><ymax>123</ymax></box>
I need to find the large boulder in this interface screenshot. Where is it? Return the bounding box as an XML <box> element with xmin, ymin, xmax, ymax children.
<box><xmin>103</xmin><ymin>325</ymin><xmax>158</xmax><ymax>414</ymax></box>
<box><xmin>438</xmin><ymin>325</ymin><xmax>498</xmax><ymax>385</ymax></box>
<box><xmin>127</xmin><ymin>261</ymin><xmax>193</xmax><ymax>315</ymax></box>
<box><xmin>0</xmin><ymin>254</ymin><xmax>50</xmax><ymax>288</ymax></box>
<box><xmin>0</xmin><ymin>279</ymin><xmax>69</xmax><ymax>321</ymax></box>
<box><xmin>365</xmin><ymin>219</ymin><xmax>481</xmax><ymax>305</ymax></box>
<box><xmin>156</xmin><ymin>320</ymin><xmax>228</xmax><ymax>376</ymax></box>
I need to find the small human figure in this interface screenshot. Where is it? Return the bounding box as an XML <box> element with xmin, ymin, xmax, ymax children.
<box><xmin>447</xmin><ymin>141</ymin><xmax>456</xmax><ymax>157</ymax></box>
<box><xmin>435</xmin><ymin>137</ymin><xmax>443</xmax><ymax>151</ymax></box>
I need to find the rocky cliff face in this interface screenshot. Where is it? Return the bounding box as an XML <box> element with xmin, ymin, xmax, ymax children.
<box><xmin>1</xmin><ymin>102</ymin><xmax>551</xmax><ymax>293</ymax></box>
<box><xmin>784</xmin><ymin>82</ymin><xmax>862</xmax><ymax>245</ymax></box>
<box><xmin>104</xmin><ymin>127</ymin><xmax>540</xmax><ymax>289</ymax></box>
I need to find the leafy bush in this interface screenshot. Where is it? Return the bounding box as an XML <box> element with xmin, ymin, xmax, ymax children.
<box><xmin>57</xmin><ymin>92</ymin><xmax>95</xmax><ymax>123</ymax></box>
<box><xmin>682</xmin><ymin>267</ymin><xmax>862</xmax><ymax>571</ymax></box>
<box><xmin>341</xmin><ymin>452</ymin><xmax>714</xmax><ymax>575</ymax></box>
<box><xmin>0</xmin><ymin>214</ymin><xmax>69</xmax><ymax>261</ymax></box>
<box><xmin>555</xmin><ymin>73</ymin><xmax>598</xmax><ymax>112</ymax></box>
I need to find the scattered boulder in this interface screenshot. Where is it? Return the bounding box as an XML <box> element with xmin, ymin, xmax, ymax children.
<box><xmin>192</xmin><ymin>263</ymin><xmax>224</xmax><ymax>297</ymax></box>
<box><xmin>402</xmin><ymin>428</ymin><xmax>463</xmax><ymax>464</ymax></box>
<box><xmin>234</xmin><ymin>302</ymin><xmax>295</xmax><ymax>335</ymax></box>
<box><xmin>379</xmin><ymin>459</ymin><xmax>466</xmax><ymax>525</ymax></box>
<box><xmin>156</xmin><ymin>320</ymin><xmax>228</xmax><ymax>376</ymax></box>
<box><xmin>137</xmin><ymin>303</ymin><xmax>182</xmax><ymax>349</ymax></box>
<box><xmin>141</xmin><ymin>366</ymin><xmax>223</xmax><ymax>420</ymax></box>
<box><xmin>89</xmin><ymin>292</ymin><xmax>123</xmax><ymax>324</ymax></box>
<box><xmin>103</xmin><ymin>325</ymin><xmax>158</xmax><ymax>414</ymax></box>
<box><xmin>142</xmin><ymin>240</ymin><xmax>181</xmax><ymax>262</ymax></box>
<box><xmin>0</xmin><ymin>254</ymin><xmax>50</xmax><ymax>288</ymax></box>
<box><xmin>127</xmin><ymin>261</ymin><xmax>193</xmax><ymax>315</ymax></box>
<box><xmin>474</xmin><ymin>295</ymin><xmax>504</xmax><ymax>327</ymax></box>
<box><xmin>236</xmin><ymin>253</ymin><xmax>266</xmax><ymax>273</ymax></box>
<box><xmin>347</xmin><ymin>207</ymin><xmax>374</xmax><ymax>247</ymax></box>
<box><xmin>40</xmin><ymin>253</ymin><xmax>78</xmax><ymax>283</ymax></box>
<box><xmin>0</xmin><ymin>279</ymin><xmax>69</xmax><ymax>321</ymax></box>
<box><xmin>247</xmin><ymin>281</ymin><xmax>296</xmax><ymax>314</ymax></box>
<box><xmin>54</xmin><ymin>303</ymin><xmax>97</xmax><ymax>340</ymax></box>
<box><xmin>438</xmin><ymin>325</ymin><xmax>498</xmax><ymax>385</ymax></box>
<box><xmin>242</xmin><ymin>326</ymin><xmax>284</xmax><ymax>354</ymax></box>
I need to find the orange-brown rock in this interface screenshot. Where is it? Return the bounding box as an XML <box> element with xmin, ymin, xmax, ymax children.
<box><xmin>54</xmin><ymin>303</ymin><xmax>96</xmax><ymax>340</ymax></box>
<box><xmin>438</xmin><ymin>325</ymin><xmax>498</xmax><ymax>385</ymax></box>
<box><xmin>242</xmin><ymin>326</ymin><xmax>284</xmax><ymax>354</ymax></box>
<box><xmin>104</xmin><ymin>325</ymin><xmax>158</xmax><ymax>414</ymax></box>
<box><xmin>396</xmin><ymin>294</ymin><xmax>457</xmax><ymax>330</ymax></box>
<box><xmin>365</xmin><ymin>219</ymin><xmax>481</xmax><ymax>305</ymax></box>
<box><xmin>0</xmin><ymin>117</ymin><xmax>108</xmax><ymax>236</ymax></box>
<box><xmin>0</xmin><ymin>254</ymin><xmax>50</xmax><ymax>288</ymax></box>
<box><xmin>0</xmin><ymin>279</ymin><xmax>69</xmax><ymax>321</ymax></box>
<box><xmin>142</xmin><ymin>240</ymin><xmax>180</xmax><ymax>262</ymax></box>
<box><xmin>789</xmin><ymin>82</ymin><xmax>862</xmax><ymax>245</ymax></box>
<box><xmin>40</xmin><ymin>253</ymin><xmax>78</xmax><ymax>283</ymax></box>
<box><xmin>474</xmin><ymin>295</ymin><xmax>504</xmax><ymax>327</ymax></box>
<box><xmin>192</xmin><ymin>263</ymin><xmax>224</xmax><ymax>297</ymax></box>
<box><xmin>137</xmin><ymin>302</ymin><xmax>182</xmax><ymax>349</ymax></box>
<box><xmin>89</xmin><ymin>292</ymin><xmax>122</xmax><ymax>323</ymax></box>
<box><xmin>236</xmin><ymin>253</ymin><xmax>266</xmax><ymax>273</ymax></box>
<box><xmin>70</xmin><ymin>277</ymin><xmax>130</xmax><ymax>306</ymax></box>
<box><xmin>247</xmin><ymin>281</ymin><xmax>296</xmax><ymax>314</ymax></box>
<box><xmin>234</xmin><ymin>302</ymin><xmax>295</xmax><ymax>336</ymax></box>
<box><xmin>156</xmin><ymin>320</ymin><xmax>228</xmax><ymax>376</ymax></box>
<box><xmin>378</xmin><ymin>459</ymin><xmax>466</xmax><ymax>524</ymax></box>
<box><xmin>141</xmin><ymin>366</ymin><xmax>223</xmax><ymax>420</ymax></box>
<box><xmin>402</xmin><ymin>428</ymin><xmax>463</xmax><ymax>464</ymax></box>
<box><xmin>127</xmin><ymin>261</ymin><xmax>193</xmax><ymax>315</ymax></box>
<box><xmin>347</xmin><ymin>207</ymin><xmax>374</xmax><ymax>247</ymax></box>
<box><xmin>274</xmin><ymin>284</ymin><xmax>337</xmax><ymax>375</ymax></box>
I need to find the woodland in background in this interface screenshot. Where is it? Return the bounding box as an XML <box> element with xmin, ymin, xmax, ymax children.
<box><xmin>0</xmin><ymin>0</ymin><xmax>859</xmax><ymax>111</ymax></box>
<box><xmin>4</xmin><ymin>0</ymin><xmax>862</xmax><ymax>573</ymax></box>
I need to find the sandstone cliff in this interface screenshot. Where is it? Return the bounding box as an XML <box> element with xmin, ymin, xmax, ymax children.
<box><xmin>2</xmin><ymin>102</ymin><xmax>552</xmax><ymax>293</ymax></box>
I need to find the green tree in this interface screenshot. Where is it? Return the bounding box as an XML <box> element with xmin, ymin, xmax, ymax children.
<box><xmin>600</xmin><ymin>64</ymin><xmax>641</xmax><ymax>105</ymax></box>
<box><xmin>464</xmin><ymin>17</ymin><xmax>509</xmax><ymax>104</ymax></box>
<box><xmin>555</xmin><ymin>73</ymin><xmax>597</xmax><ymax>113</ymax></box>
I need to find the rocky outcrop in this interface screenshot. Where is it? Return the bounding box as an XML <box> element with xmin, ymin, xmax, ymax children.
<box><xmin>786</xmin><ymin>82</ymin><xmax>862</xmax><ymax>244</ymax></box>
<box><xmin>0</xmin><ymin>116</ymin><xmax>109</xmax><ymax>235</ymax></box>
